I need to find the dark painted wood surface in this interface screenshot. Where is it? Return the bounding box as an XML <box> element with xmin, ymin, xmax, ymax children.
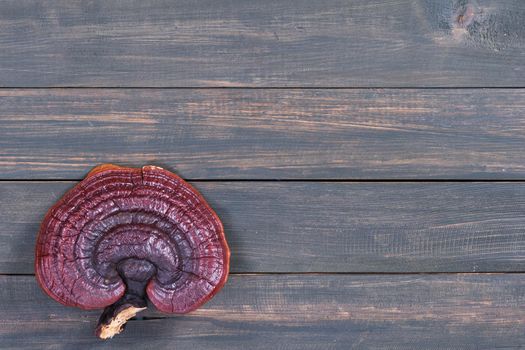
<box><xmin>0</xmin><ymin>274</ymin><xmax>523</xmax><ymax>349</ymax></box>
<box><xmin>0</xmin><ymin>0</ymin><xmax>524</xmax><ymax>87</ymax></box>
<box><xmin>2</xmin><ymin>89</ymin><xmax>525</xmax><ymax>180</ymax></box>
<box><xmin>2</xmin><ymin>181</ymin><xmax>525</xmax><ymax>274</ymax></box>
<box><xmin>1</xmin><ymin>0</ymin><xmax>524</xmax><ymax>348</ymax></box>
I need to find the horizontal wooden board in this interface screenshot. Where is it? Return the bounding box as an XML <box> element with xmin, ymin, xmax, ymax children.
<box><xmin>0</xmin><ymin>274</ymin><xmax>523</xmax><ymax>349</ymax></box>
<box><xmin>0</xmin><ymin>0</ymin><xmax>524</xmax><ymax>87</ymax></box>
<box><xmin>2</xmin><ymin>89</ymin><xmax>525</xmax><ymax>180</ymax></box>
<box><xmin>2</xmin><ymin>181</ymin><xmax>525</xmax><ymax>274</ymax></box>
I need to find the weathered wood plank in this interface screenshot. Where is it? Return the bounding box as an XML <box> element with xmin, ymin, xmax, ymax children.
<box><xmin>0</xmin><ymin>274</ymin><xmax>523</xmax><ymax>349</ymax></box>
<box><xmin>2</xmin><ymin>89</ymin><xmax>525</xmax><ymax>179</ymax></box>
<box><xmin>0</xmin><ymin>0</ymin><xmax>523</xmax><ymax>87</ymax></box>
<box><xmin>2</xmin><ymin>181</ymin><xmax>525</xmax><ymax>274</ymax></box>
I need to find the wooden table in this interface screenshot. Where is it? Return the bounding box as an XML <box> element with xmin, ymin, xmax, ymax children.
<box><xmin>1</xmin><ymin>1</ymin><xmax>524</xmax><ymax>349</ymax></box>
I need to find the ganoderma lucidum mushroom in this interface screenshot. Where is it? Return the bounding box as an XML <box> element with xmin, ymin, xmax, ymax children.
<box><xmin>35</xmin><ymin>164</ymin><xmax>230</xmax><ymax>339</ymax></box>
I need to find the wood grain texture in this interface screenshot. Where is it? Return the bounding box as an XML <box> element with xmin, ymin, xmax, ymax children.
<box><xmin>0</xmin><ymin>274</ymin><xmax>523</xmax><ymax>349</ymax></box>
<box><xmin>2</xmin><ymin>89</ymin><xmax>525</xmax><ymax>180</ymax></box>
<box><xmin>0</xmin><ymin>0</ymin><xmax>524</xmax><ymax>87</ymax></box>
<box><xmin>2</xmin><ymin>181</ymin><xmax>525</xmax><ymax>274</ymax></box>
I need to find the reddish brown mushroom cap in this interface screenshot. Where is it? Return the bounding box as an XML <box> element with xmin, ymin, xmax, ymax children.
<box><xmin>35</xmin><ymin>164</ymin><xmax>229</xmax><ymax>338</ymax></box>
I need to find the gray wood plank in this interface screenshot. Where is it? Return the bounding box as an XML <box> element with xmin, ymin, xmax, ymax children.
<box><xmin>2</xmin><ymin>89</ymin><xmax>525</xmax><ymax>180</ymax></box>
<box><xmin>0</xmin><ymin>274</ymin><xmax>523</xmax><ymax>349</ymax></box>
<box><xmin>2</xmin><ymin>181</ymin><xmax>525</xmax><ymax>274</ymax></box>
<box><xmin>0</xmin><ymin>0</ymin><xmax>524</xmax><ymax>87</ymax></box>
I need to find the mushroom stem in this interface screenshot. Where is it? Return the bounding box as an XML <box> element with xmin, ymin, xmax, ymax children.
<box><xmin>95</xmin><ymin>279</ymin><xmax>148</xmax><ymax>340</ymax></box>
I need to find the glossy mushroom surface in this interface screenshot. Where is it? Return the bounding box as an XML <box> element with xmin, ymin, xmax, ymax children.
<box><xmin>35</xmin><ymin>164</ymin><xmax>229</xmax><ymax>339</ymax></box>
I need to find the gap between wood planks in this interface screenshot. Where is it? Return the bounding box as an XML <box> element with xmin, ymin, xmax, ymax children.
<box><xmin>3</xmin><ymin>272</ymin><xmax>525</xmax><ymax>277</ymax></box>
<box><xmin>0</xmin><ymin>87</ymin><xmax>525</xmax><ymax>89</ymax></box>
<box><xmin>5</xmin><ymin>179</ymin><xmax>525</xmax><ymax>183</ymax></box>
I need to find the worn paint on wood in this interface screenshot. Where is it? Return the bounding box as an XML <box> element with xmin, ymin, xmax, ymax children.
<box><xmin>1</xmin><ymin>0</ymin><xmax>524</xmax><ymax>347</ymax></box>
<box><xmin>2</xmin><ymin>181</ymin><xmax>525</xmax><ymax>274</ymax></box>
<box><xmin>2</xmin><ymin>89</ymin><xmax>525</xmax><ymax>180</ymax></box>
<box><xmin>0</xmin><ymin>274</ymin><xmax>523</xmax><ymax>349</ymax></box>
<box><xmin>0</xmin><ymin>0</ymin><xmax>524</xmax><ymax>87</ymax></box>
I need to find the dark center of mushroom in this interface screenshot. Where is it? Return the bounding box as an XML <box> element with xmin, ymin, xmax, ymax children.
<box><xmin>93</xmin><ymin>223</ymin><xmax>183</xmax><ymax>285</ymax></box>
<box><xmin>116</xmin><ymin>258</ymin><xmax>157</xmax><ymax>300</ymax></box>
<box><xmin>92</xmin><ymin>224</ymin><xmax>184</xmax><ymax>339</ymax></box>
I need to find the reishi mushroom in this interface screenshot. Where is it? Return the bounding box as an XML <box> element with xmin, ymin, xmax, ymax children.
<box><xmin>35</xmin><ymin>164</ymin><xmax>230</xmax><ymax>339</ymax></box>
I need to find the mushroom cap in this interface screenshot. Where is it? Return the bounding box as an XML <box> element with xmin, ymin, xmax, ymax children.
<box><xmin>35</xmin><ymin>164</ymin><xmax>229</xmax><ymax>313</ymax></box>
